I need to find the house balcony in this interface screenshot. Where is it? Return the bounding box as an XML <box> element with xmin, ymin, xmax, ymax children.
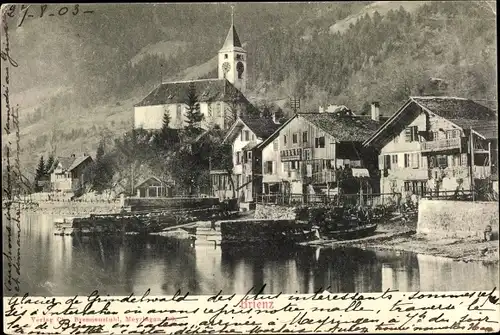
<box><xmin>300</xmin><ymin>169</ymin><xmax>336</xmax><ymax>184</ymax></box>
<box><xmin>421</xmin><ymin>137</ymin><xmax>462</xmax><ymax>152</ymax></box>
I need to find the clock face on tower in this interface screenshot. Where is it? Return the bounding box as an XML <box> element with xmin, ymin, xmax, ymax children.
<box><xmin>222</xmin><ymin>62</ymin><xmax>231</xmax><ymax>75</ymax></box>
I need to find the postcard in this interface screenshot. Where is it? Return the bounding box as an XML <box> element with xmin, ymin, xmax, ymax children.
<box><xmin>2</xmin><ymin>2</ymin><xmax>499</xmax><ymax>334</ymax></box>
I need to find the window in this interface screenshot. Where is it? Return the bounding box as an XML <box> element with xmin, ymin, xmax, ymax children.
<box><xmin>383</xmin><ymin>155</ymin><xmax>391</xmax><ymax>170</ymax></box>
<box><xmin>391</xmin><ymin>154</ymin><xmax>398</xmax><ymax>165</ymax></box>
<box><xmin>315</xmin><ymin>136</ymin><xmax>325</xmax><ymax>148</ymax></box>
<box><xmin>215</xmin><ymin>103</ymin><xmax>221</xmax><ymax>117</ymax></box>
<box><xmin>235</xmin><ymin>152</ymin><xmax>241</xmax><ymax>165</ymax></box>
<box><xmin>304</xmin><ymin>148</ymin><xmax>311</xmax><ymax>160</ymax></box>
<box><xmin>411</xmin><ymin>153</ymin><xmax>420</xmax><ymax>168</ymax></box>
<box><xmin>437</xmin><ymin>155</ymin><xmax>448</xmax><ymax>168</ymax></box>
<box><xmin>283</xmin><ymin>135</ymin><xmax>287</xmax><ymax>146</ymax></box>
<box><xmin>240</xmin><ymin>130</ymin><xmax>244</xmax><ymax>141</ymax></box>
<box><xmin>446</xmin><ymin>129</ymin><xmax>459</xmax><ymax>139</ymax></box>
<box><xmin>224</xmin><ymin>54</ymin><xmax>228</xmax><ymax>59</ymax></box>
<box><xmin>264</xmin><ymin>161</ymin><xmax>274</xmax><ymax>174</ymax></box>
<box><xmin>273</xmin><ymin>139</ymin><xmax>278</xmax><ymax>151</ymax></box>
<box><xmin>404</xmin><ymin>126</ymin><xmax>419</xmax><ymax>142</ymax></box>
<box><xmin>430</xmin><ymin>131</ymin><xmax>439</xmax><ymax>141</ymax></box>
<box><xmin>292</xmin><ymin>133</ymin><xmax>298</xmax><ymax>144</ymax></box>
<box><xmin>291</xmin><ymin>161</ymin><xmax>298</xmax><ymax>170</ymax></box>
<box><xmin>176</xmin><ymin>104</ymin><xmax>182</xmax><ymax>120</ymax></box>
<box><xmin>303</xmin><ymin>132</ymin><xmax>308</xmax><ymax>143</ymax></box>
<box><xmin>244</xmin><ymin>130</ymin><xmax>250</xmax><ymax>141</ymax></box>
<box><xmin>404</xmin><ymin>154</ymin><xmax>410</xmax><ymax>168</ymax></box>
<box><xmin>393</xmin><ymin>135</ymin><xmax>399</xmax><ymax>144</ymax></box>
<box><xmin>247</xmin><ymin>151</ymin><xmax>252</xmax><ymax>160</ymax></box>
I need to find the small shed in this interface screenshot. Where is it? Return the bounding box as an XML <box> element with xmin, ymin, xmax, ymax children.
<box><xmin>134</xmin><ymin>176</ymin><xmax>173</xmax><ymax>198</ymax></box>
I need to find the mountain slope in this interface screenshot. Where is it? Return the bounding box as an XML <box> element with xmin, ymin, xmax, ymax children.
<box><xmin>1</xmin><ymin>2</ymin><xmax>496</xmax><ymax>178</ymax></box>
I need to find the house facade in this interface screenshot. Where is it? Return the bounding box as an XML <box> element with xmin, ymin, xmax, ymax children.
<box><xmin>210</xmin><ymin>115</ymin><xmax>281</xmax><ymax>203</ymax></box>
<box><xmin>49</xmin><ymin>154</ymin><xmax>93</xmax><ymax>192</ymax></box>
<box><xmin>135</xmin><ymin>176</ymin><xmax>173</xmax><ymax>197</ymax></box>
<box><xmin>363</xmin><ymin>96</ymin><xmax>498</xmax><ymax>197</ymax></box>
<box><xmin>257</xmin><ymin>108</ymin><xmax>381</xmax><ymax>202</ymax></box>
<box><xmin>134</xmin><ymin>15</ymin><xmax>252</xmax><ymax>131</ymax></box>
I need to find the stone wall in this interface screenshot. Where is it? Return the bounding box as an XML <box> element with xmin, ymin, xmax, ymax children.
<box><xmin>417</xmin><ymin>199</ymin><xmax>499</xmax><ymax>239</ymax></box>
<box><xmin>124</xmin><ymin>197</ymin><xmax>219</xmax><ymax>211</ymax></box>
<box><xmin>254</xmin><ymin>204</ymin><xmax>297</xmax><ymax>220</ymax></box>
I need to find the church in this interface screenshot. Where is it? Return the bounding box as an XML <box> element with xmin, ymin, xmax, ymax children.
<box><xmin>134</xmin><ymin>12</ymin><xmax>253</xmax><ymax>130</ymax></box>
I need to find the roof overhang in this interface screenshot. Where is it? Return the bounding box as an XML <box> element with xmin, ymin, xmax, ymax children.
<box><xmin>363</xmin><ymin>98</ymin><xmax>414</xmax><ymax>147</ymax></box>
<box><xmin>256</xmin><ymin>114</ymin><xmax>298</xmax><ymax>150</ymax></box>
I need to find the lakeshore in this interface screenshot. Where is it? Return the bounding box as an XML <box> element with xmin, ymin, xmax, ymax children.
<box><xmin>13</xmin><ymin>199</ymin><xmax>499</xmax><ymax>264</ymax></box>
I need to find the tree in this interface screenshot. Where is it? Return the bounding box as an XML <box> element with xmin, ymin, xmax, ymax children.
<box><xmin>96</xmin><ymin>139</ymin><xmax>105</xmax><ymax>161</ymax></box>
<box><xmin>184</xmin><ymin>83</ymin><xmax>203</xmax><ymax>136</ymax></box>
<box><xmin>35</xmin><ymin>156</ymin><xmax>45</xmax><ymax>181</ymax></box>
<box><xmin>45</xmin><ymin>155</ymin><xmax>55</xmax><ymax>175</ymax></box>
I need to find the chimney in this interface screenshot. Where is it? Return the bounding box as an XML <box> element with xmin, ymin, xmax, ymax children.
<box><xmin>371</xmin><ymin>102</ymin><xmax>380</xmax><ymax>122</ymax></box>
<box><xmin>272</xmin><ymin>112</ymin><xmax>280</xmax><ymax>124</ymax></box>
<box><xmin>71</xmin><ymin>153</ymin><xmax>76</xmax><ymax>158</ymax></box>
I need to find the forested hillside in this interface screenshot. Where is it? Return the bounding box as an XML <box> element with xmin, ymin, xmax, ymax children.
<box><xmin>1</xmin><ymin>1</ymin><xmax>497</xmax><ymax>177</ymax></box>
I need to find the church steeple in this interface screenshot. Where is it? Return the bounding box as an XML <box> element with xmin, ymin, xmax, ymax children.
<box><xmin>220</xmin><ymin>5</ymin><xmax>243</xmax><ymax>51</ymax></box>
<box><xmin>218</xmin><ymin>5</ymin><xmax>247</xmax><ymax>93</ymax></box>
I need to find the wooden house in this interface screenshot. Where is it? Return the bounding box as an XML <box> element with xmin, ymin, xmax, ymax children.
<box><xmin>257</xmin><ymin>107</ymin><xmax>381</xmax><ymax>202</ymax></box>
<box><xmin>363</xmin><ymin>96</ymin><xmax>498</xmax><ymax>197</ymax></box>
<box><xmin>48</xmin><ymin>154</ymin><xmax>93</xmax><ymax>192</ymax></box>
<box><xmin>135</xmin><ymin>176</ymin><xmax>174</xmax><ymax>197</ymax></box>
<box><xmin>210</xmin><ymin>115</ymin><xmax>282</xmax><ymax>205</ymax></box>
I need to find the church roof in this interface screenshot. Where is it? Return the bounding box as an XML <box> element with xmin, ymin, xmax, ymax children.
<box><xmin>134</xmin><ymin>79</ymin><xmax>246</xmax><ymax>107</ymax></box>
<box><xmin>220</xmin><ymin>24</ymin><xmax>245</xmax><ymax>52</ymax></box>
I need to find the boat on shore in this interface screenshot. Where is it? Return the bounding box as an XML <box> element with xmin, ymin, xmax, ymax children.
<box><xmin>296</xmin><ymin>205</ymin><xmax>378</xmax><ymax>241</ymax></box>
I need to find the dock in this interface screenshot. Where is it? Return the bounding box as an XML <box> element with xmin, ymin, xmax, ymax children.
<box><xmin>53</xmin><ymin>207</ymin><xmax>238</xmax><ymax>236</ymax></box>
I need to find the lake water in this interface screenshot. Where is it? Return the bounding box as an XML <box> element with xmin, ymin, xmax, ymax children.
<box><xmin>3</xmin><ymin>212</ymin><xmax>499</xmax><ymax>296</ymax></box>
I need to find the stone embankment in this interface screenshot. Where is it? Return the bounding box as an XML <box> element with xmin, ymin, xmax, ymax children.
<box><xmin>254</xmin><ymin>204</ymin><xmax>296</xmax><ymax>220</ymax></box>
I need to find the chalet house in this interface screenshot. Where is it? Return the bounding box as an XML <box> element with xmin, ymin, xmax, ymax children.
<box><xmin>135</xmin><ymin>176</ymin><xmax>174</xmax><ymax>197</ymax></box>
<box><xmin>210</xmin><ymin>115</ymin><xmax>282</xmax><ymax>204</ymax></box>
<box><xmin>257</xmin><ymin>106</ymin><xmax>381</xmax><ymax>202</ymax></box>
<box><xmin>363</xmin><ymin>96</ymin><xmax>498</xmax><ymax>197</ymax></box>
<box><xmin>134</xmin><ymin>14</ymin><xmax>254</xmax><ymax>131</ymax></box>
<box><xmin>48</xmin><ymin>154</ymin><xmax>93</xmax><ymax>192</ymax></box>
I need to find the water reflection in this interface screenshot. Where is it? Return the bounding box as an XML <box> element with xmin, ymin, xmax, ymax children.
<box><xmin>3</xmin><ymin>213</ymin><xmax>499</xmax><ymax>296</ymax></box>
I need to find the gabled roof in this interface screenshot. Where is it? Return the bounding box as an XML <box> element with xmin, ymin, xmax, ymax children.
<box><xmin>449</xmin><ymin>119</ymin><xmax>498</xmax><ymax>139</ymax></box>
<box><xmin>301</xmin><ymin>113</ymin><xmax>381</xmax><ymax>142</ymax></box>
<box><xmin>411</xmin><ymin>96</ymin><xmax>497</xmax><ymax>120</ymax></box>
<box><xmin>223</xmin><ymin>115</ymin><xmax>282</xmax><ymax>143</ymax></box>
<box><xmin>134</xmin><ymin>176</ymin><xmax>170</xmax><ymax>189</ymax></box>
<box><xmin>68</xmin><ymin>155</ymin><xmax>93</xmax><ymax>171</ymax></box>
<box><xmin>220</xmin><ymin>24</ymin><xmax>245</xmax><ymax>52</ymax></box>
<box><xmin>257</xmin><ymin>112</ymin><xmax>381</xmax><ymax>150</ymax></box>
<box><xmin>363</xmin><ymin>96</ymin><xmax>498</xmax><ymax>147</ymax></box>
<box><xmin>49</xmin><ymin>155</ymin><xmax>92</xmax><ymax>174</ymax></box>
<box><xmin>134</xmin><ymin>79</ymin><xmax>246</xmax><ymax>107</ymax></box>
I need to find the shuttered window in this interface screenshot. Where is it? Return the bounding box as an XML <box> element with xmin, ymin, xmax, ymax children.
<box><xmin>273</xmin><ymin>139</ymin><xmax>278</xmax><ymax>151</ymax></box>
<box><xmin>384</xmin><ymin>155</ymin><xmax>391</xmax><ymax>169</ymax></box>
<box><xmin>404</xmin><ymin>154</ymin><xmax>410</xmax><ymax>167</ymax></box>
<box><xmin>315</xmin><ymin>136</ymin><xmax>325</xmax><ymax>148</ymax></box>
<box><xmin>411</xmin><ymin>153</ymin><xmax>420</xmax><ymax>168</ymax></box>
<box><xmin>404</xmin><ymin>126</ymin><xmax>419</xmax><ymax>142</ymax></box>
<box><xmin>303</xmin><ymin>132</ymin><xmax>308</xmax><ymax>143</ymax></box>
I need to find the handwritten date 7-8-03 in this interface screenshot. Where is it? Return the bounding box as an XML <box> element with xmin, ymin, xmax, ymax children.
<box><xmin>3</xmin><ymin>4</ymin><xmax>95</xmax><ymax>27</ymax></box>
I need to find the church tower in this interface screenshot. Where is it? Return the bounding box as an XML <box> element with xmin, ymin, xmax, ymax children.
<box><xmin>218</xmin><ymin>7</ymin><xmax>247</xmax><ymax>93</ymax></box>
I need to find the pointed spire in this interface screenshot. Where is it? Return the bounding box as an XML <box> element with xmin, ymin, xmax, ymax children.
<box><xmin>220</xmin><ymin>5</ymin><xmax>243</xmax><ymax>50</ymax></box>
